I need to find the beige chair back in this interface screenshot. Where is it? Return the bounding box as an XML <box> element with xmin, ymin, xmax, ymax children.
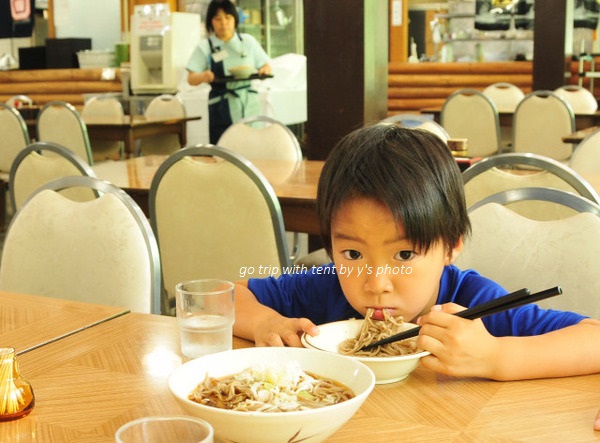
<box><xmin>0</xmin><ymin>176</ymin><xmax>161</xmax><ymax>314</ymax></box>
<box><xmin>218</xmin><ymin>115</ymin><xmax>302</xmax><ymax>161</ymax></box>
<box><xmin>380</xmin><ymin>114</ymin><xmax>450</xmax><ymax>142</ymax></box>
<box><xmin>9</xmin><ymin>142</ymin><xmax>96</xmax><ymax>212</ymax></box>
<box><xmin>455</xmin><ymin>199</ymin><xmax>600</xmax><ymax>318</ymax></box>
<box><xmin>138</xmin><ymin>94</ymin><xmax>186</xmax><ymax>156</ymax></box>
<box><xmin>553</xmin><ymin>85</ymin><xmax>598</xmax><ymax>114</ymax></box>
<box><xmin>441</xmin><ymin>88</ymin><xmax>502</xmax><ymax>157</ymax></box>
<box><xmin>81</xmin><ymin>96</ymin><xmax>125</xmax><ymax>161</ymax></box>
<box><xmin>218</xmin><ymin>115</ymin><xmax>303</xmax><ymax>259</ymax></box>
<box><xmin>482</xmin><ymin>82</ymin><xmax>525</xmax><ymax>112</ymax></box>
<box><xmin>569</xmin><ymin>127</ymin><xmax>600</xmax><ymax>176</ymax></box>
<box><xmin>36</xmin><ymin>100</ymin><xmax>93</xmax><ymax>165</ymax></box>
<box><xmin>513</xmin><ymin>90</ymin><xmax>575</xmax><ymax>162</ymax></box>
<box><xmin>149</xmin><ymin>145</ymin><xmax>291</xmax><ymax>313</ymax></box>
<box><xmin>0</xmin><ymin>103</ymin><xmax>30</xmax><ymax>173</ymax></box>
<box><xmin>463</xmin><ymin>152</ymin><xmax>600</xmax><ymax>220</ymax></box>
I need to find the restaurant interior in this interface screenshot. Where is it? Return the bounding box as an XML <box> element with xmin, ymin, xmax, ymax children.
<box><xmin>1</xmin><ymin>0</ymin><xmax>600</xmax><ymax>441</ymax></box>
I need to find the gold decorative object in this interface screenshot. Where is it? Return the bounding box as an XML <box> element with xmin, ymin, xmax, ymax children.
<box><xmin>0</xmin><ymin>348</ymin><xmax>35</xmax><ymax>421</ymax></box>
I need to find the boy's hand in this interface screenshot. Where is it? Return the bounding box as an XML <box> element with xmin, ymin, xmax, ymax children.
<box><xmin>595</xmin><ymin>408</ymin><xmax>600</xmax><ymax>431</ymax></box>
<box><xmin>253</xmin><ymin>315</ymin><xmax>319</xmax><ymax>347</ymax></box>
<box><xmin>416</xmin><ymin>303</ymin><xmax>499</xmax><ymax>378</ymax></box>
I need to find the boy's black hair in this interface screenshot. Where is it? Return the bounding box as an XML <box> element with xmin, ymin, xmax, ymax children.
<box><xmin>317</xmin><ymin>124</ymin><xmax>471</xmax><ymax>256</ymax></box>
<box><xmin>205</xmin><ymin>0</ymin><xmax>239</xmax><ymax>34</ymax></box>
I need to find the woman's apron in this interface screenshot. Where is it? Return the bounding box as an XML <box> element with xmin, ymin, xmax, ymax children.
<box><xmin>208</xmin><ymin>34</ymin><xmax>255</xmax><ymax>144</ymax></box>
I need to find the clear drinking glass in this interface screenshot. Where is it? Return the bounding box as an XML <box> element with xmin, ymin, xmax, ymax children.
<box><xmin>115</xmin><ymin>416</ymin><xmax>214</xmax><ymax>443</ymax></box>
<box><xmin>175</xmin><ymin>279</ymin><xmax>235</xmax><ymax>359</ymax></box>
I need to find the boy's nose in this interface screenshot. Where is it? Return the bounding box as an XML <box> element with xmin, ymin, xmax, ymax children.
<box><xmin>364</xmin><ymin>272</ymin><xmax>393</xmax><ymax>295</ymax></box>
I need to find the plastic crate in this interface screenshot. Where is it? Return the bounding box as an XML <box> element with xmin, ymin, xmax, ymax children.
<box><xmin>76</xmin><ymin>50</ymin><xmax>116</xmax><ymax>69</ymax></box>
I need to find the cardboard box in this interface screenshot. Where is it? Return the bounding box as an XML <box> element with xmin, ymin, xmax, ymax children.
<box><xmin>19</xmin><ymin>46</ymin><xmax>47</xmax><ymax>70</ymax></box>
<box><xmin>45</xmin><ymin>38</ymin><xmax>91</xmax><ymax>68</ymax></box>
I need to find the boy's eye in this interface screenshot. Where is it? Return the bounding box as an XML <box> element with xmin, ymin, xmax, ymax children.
<box><xmin>395</xmin><ymin>250</ymin><xmax>415</xmax><ymax>261</ymax></box>
<box><xmin>342</xmin><ymin>249</ymin><xmax>362</xmax><ymax>260</ymax></box>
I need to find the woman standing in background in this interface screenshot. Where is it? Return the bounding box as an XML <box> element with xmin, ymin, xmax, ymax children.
<box><xmin>186</xmin><ymin>0</ymin><xmax>271</xmax><ymax>143</ymax></box>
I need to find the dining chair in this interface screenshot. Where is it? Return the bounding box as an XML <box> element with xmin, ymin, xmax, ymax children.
<box><xmin>379</xmin><ymin>113</ymin><xmax>450</xmax><ymax>142</ymax></box>
<box><xmin>553</xmin><ymin>85</ymin><xmax>598</xmax><ymax>114</ymax></box>
<box><xmin>441</xmin><ymin>88</ymin><xmax>502</xmax><ymax>157</ymax></box>
<box><xmin>467</xmin><ymin>186</ymin><xmax>600</xmax><ymax>217</ymax></box>
<box><xmin>217</xmin><ymin>115</ymin><xmax>304</xmax><ymax>260</ymax></box>
<box><xmin>0</xmin><ymin>175</ymin><xmax>162</xmax><ymax>314</ymax></box>
<box><xmin>0</xmin><ymin>103</ymin><xmax>30</xmax><ymax>228</ymax></box>
<box><xmin>482</xmin><ymin>82</ymin><xmax>525</xmax><ymax>112</ymax></box>
<box><xmin>512</xmin><ymin>90</ymin><xmax>575</xmax><ymax>162</ymax></box>
<box><xmin>9</xmin><ymin>141</ymin><xmax>97</xmax><ymax>213</ymax></box>
<box><xmin>149</xmin><ymin>145</ymin><xmax>291</xmax><ymax>314</ymax></box>
<box><xmin>462</xmin><ymin>152</ymin><xmax>600</xmax><ymax>220</ymax></box>
<box><xmin>569</xmin><ymin>127</ymin><xmax>600</xmax><ymax>175</ymax></box>
<box><xmin>138</xmin><ymin>94</ymin><xmax>186</xmax><ymax>156</ymax></box>
<box><xmin>5</xmin><ymin>95</ymin><xmax>33</xmax><ymax>108</ymax></box>
<box><xmin>36</xmin><ymin>100</ymin><xmax>94</xmax><ymax>165</ymax></box>
<box><xmin>0</xmin><ymin>103</ymin><xmax>30</xmax><ymax>175</ymax></box>
<box><xmin>455</xmin><ymin>190</ymin><xmax>600</xmax><ymax>318</ymax></box>
<box><xmin>217</xmin><ymin>115</ymin><xmax>303</xmax><ymax>163</ymax></box>
<box><xmin>482</xmin><ymin>82</ymin><xmax>525</xmax><ymax>151</ymax></box>
<box><xmin>81</xmin><ymin>95</ymin><xmax>125</xmax><ymax>161</ymax></box>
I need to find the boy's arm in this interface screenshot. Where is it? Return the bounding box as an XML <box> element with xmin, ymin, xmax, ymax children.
<box><xmin>233</xmin><ymin>282</ymin><xmax>319</xmax><ymax>347</ymax></box>
<box><xmin>491</xmin><ymin>318</ymin><xmax>600</xmax><ymax>380</ymax></box>
<box><xmin>418</xmin><ymin>303</ymin><xmax>600</xmax><ymax>380</ymax></box>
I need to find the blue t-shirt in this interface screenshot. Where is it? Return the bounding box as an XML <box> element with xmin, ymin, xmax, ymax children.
<box><xmin>247</xmin><ymin>263</ymin><xmax>586</xmax><ymax>337</ymax></box>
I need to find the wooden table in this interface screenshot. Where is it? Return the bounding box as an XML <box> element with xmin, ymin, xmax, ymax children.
<box><xmin>0</xmin><ymin>291</ymin><xmax>128</xmax><ymax>355</ymax></box>
<box><xmin>25</xmin><ymin>115</ymin><xmax>200</xmax><ymax>157</ymax></box>
<box><xmin>84</xmin><ymin>115</ymin><xmax>201</xmax><ymax>157</ymax></box>
<box><xmin>6</xmin><ymin>305</ymin><xmax>599</xmax><ymax>442</ymax></box>
<box><xmin>563</xmin><ymin>126</ymin><xmax>600</xmax><ymax>144</ymax></box>
<box><xmin>93</xmin><ymin>156</ymin><xmax>324</xmax><ymax>236</ymax></box>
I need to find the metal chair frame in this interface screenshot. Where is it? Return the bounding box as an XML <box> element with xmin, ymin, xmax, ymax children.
<box><xmin>149</xmin><ymin>145</ymin><xmax>291</xmax><ymax>313</ymax></box>
<box><xmin>462</xmin><ymin>152</ymin><xmax>600</xmax><ymax>205</ymax></box>
<box><xmin>468</xmin><ymin>186</ymin><xmax>600</xmax><ymax>215</ymax></box>
<box><xmin>2</xmin><ymin>175</ymin><xmax>162</xmax><ymax>314</ymax></box>
<box><xmin>9</xmin><ymin>141</ymin><xmax>97</xmax><ymax>213</ymax></box>
<box><xmin>36</xmin><ymin>100</ymin><xmax>94</xmax><ymax>165</ymax></box>
<box><xmin>512</xmin><ymin>90</ymin><xmax>575</xmax><ymax>161</ymax></box>
<box><xmin>441</xmin><ymin>88</ymin><xmax>502</xmax><ymax>157</ymax></box>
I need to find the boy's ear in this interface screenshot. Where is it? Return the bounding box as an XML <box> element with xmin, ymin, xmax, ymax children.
<box><xmin>445</xmin><ymin>237</ymin><xmax>464</xmax><ymax>265</ymax></box>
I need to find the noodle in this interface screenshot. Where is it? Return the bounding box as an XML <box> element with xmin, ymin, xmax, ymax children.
<box><xmin>338</xmin><ymin>308</ymin><xmax>420</xmax><ymax>357</ymax></box>
<box><xmin>188</xmin><ymin>362</ymin><xmax>355</xmax><ymax>412</ymax></box>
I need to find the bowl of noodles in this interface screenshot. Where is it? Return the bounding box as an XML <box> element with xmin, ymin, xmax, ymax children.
<box><xmin>168</xmin><ymin>347</ymin><xmax>375</xmax><ymax>443</ymax></box>
<box><xmin>301</xmin><ymin>311</ymin><xmax>430</xmax><ymax>384</ymax></box>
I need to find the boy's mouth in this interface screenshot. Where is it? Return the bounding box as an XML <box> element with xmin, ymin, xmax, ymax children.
<box><xmin>369</xmin><ymin>308</ymin><xmax>390</xmax><ymax>320</ymax></box>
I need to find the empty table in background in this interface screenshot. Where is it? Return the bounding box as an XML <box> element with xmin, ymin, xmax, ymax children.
<box><xmin>93</xmin><ymin>156</ymin><xmax>323</xmax><ymax>235</ymax></box>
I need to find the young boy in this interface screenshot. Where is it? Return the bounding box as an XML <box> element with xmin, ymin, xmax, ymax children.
<box><xmin>233</xmin><ymin>124</ymin><xmax>600</xmax><ymax>381</ymax></box>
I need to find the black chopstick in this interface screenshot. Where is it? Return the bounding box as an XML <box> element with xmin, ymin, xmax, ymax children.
<box><xmin>360</xmin><ymin>286</ymin><xmax>562</xmax><ymax>351</ymax></box>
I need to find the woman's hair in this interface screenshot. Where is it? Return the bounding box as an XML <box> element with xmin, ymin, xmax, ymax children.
<box><xmin>205</xmin><ymin>0</ymin><xmax>239</xmax><ymax>34</ymax></box>
<box><xmin>317</xmin><ymin>124</ymin><xmax>471</xmax><ymax>256</ymax></box>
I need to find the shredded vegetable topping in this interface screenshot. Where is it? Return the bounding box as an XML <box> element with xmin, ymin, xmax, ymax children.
<box><xmin>338</xmin><ymin>309</ymin><xmax>421</xmax><ymax>357</ymax></box>
<box><xmin>188</xmin><ymin>362</ymin><xmax>355</xmax><ymax>412</ymax></box>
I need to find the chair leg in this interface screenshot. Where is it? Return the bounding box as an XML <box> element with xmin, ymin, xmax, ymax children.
<box><xmin>161</xmin><ymin>287</ymin><xmax>176</xmax><ymax>317</ymax></box>
<box><xmin>1</xmin><ymin>180</ymin><xmax>6</xmax><ymax>232</ymax></box>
